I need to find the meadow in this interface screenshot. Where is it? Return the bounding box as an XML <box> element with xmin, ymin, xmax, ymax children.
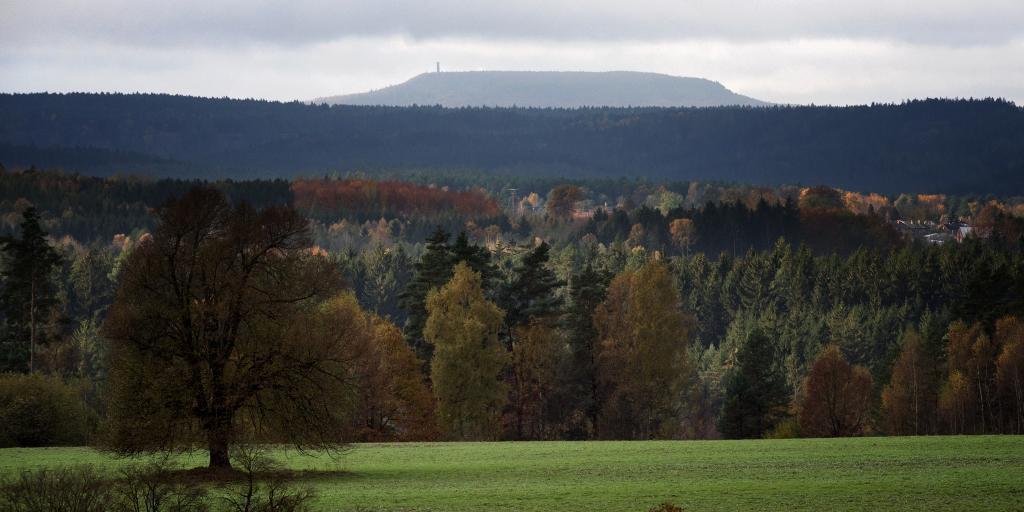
<box><xmin>2</xmin><ymin>436</ymin><xmax>1023</xmax><ymax>511</ymax></box>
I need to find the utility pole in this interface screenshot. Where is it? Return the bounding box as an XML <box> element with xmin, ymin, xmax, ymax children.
<box><xmin>436</xmin><ymin>62</ymin><xmax>440</xmax><ymax>73</ymax></box>
<box><xmin>507</xmin><ymin>188</ymin><xmax>518</xmax><ymax>215</ymax></box>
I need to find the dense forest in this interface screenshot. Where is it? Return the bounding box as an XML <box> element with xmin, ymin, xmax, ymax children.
<box><xmin>2</xmin><ymin>169</ymin><xmax>1024</xmax><ymax>455</ymax></box>
<box><xmin>2</xmin><ymin>94</ymin><xmax>1023</xmax><ymax>194</ymax></box>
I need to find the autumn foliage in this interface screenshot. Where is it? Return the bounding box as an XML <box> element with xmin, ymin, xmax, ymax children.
<box><xmin>292</xmin><ymin>178</ymin><xmax>502</xmax><ymax>219</ymax></box>
<box><xmin>594</xmin><ymin>261</ymin><xmax>695</xmax><ymax>439</ymax></box>
<box><xmin>882</xmin><ymin>330</ymin><xmax>938</xmax><ymax>435</ymax></box>
<box><xmin>328</xmin><ymin>293</ymin><xmax>438</xmax><ymax>442</ymax></box>
<box><xmin>425</xmin><ymin>263</ymin><xmax>508</xmax><ymax>440</ymax></box>
<box><xmin>798</xmin><ymin>345</ymin><xmax>874</xmax><ymax>437</ymax></box>
<box><xmin>546</xmin><ymin>185</ymin><xmax>584</xmax><ymax>219</ymax></box>
<box><xmin>995</xmin><ymin>317</ymin><xmax>1024</xmax><ymax>434</ymax></box>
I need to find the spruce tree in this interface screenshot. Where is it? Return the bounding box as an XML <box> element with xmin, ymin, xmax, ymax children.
<box><xmin>401</xmin><ymin>229</ymin><xmax>498</xmax><ymax>365</ymax></box>
<box><xmin>450</xmin><ymin>231</ymin><xmax>498</xmax><ymax>287</ymax></box>
<box><xmin>400</xmin><ymin>228</ymin><xmax>453</xmax><ymax>362</ymax></box>
<box><xmin>0</xmin><ymin>207</ymin><xmax>63</xmax><ymax>373</ymax></box>
<box><xmin>718</xmin><ymin>327</ymin><xmax>790</xmax><ymax>438</ymax></box>
<box><xmin>498</xmin><ymin>242</ymin><xmax>565</xmax><ymax>349</ymax></box>
<box><xmin>561</xmin><ymin>263</ymin><xmax>608</xmax><ymax>437</ymax></box>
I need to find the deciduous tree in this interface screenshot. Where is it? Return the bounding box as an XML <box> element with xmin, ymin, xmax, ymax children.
<box><xmin>546</xmin><ymin>185</ymin><xmax>583</xmax><ymax>219</ymax></box>
<box><xmin>798</xmin><ymin>345</ymin><xmax>874</xmax><ymax>437</ymax></box>
<box><xmin>332</xmin><ymin>293</ymin><xmax>438</xmax><ymax>441</ymax></box>
<box><xmin>425</xmin><ymin>263</ymin><xmax>507</xmax><ymax>440</ymax></box>
<box><xmin>102</xmin><ymin>187</ymin><xmax>348</xmax><ymax>469</ymax></box>
<box><xmin>995</xmin><ymin>316</ymin><xmax>1024</xmax><ymax>434</ymax></box>
<box><xmin>509</xmin><ymin>321</ymin><xmax>567</xmax><ymax>440</ymax></box>
<box><xmin>882</xmin><ymin>329</ymin><xmax>938</xmax><ymax>435</ymax></box>
<box><xmin>594</xmin><ymin>261</ymin><xmax>694</xmax><ymax>439</ymax></box>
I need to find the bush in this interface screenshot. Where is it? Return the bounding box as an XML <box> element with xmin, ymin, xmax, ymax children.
<box><xmin>765</xmin><ymin>417</ymin><xmax>801</xmax><ymax>439</ymax></box>
<box><xmin>0</xmin><ymin>454</ymin><xmax>316</xmax><ymax>512</ymax></box>
<box><xmin>0</xmin><ymin>465</ymin><xmax>111</xmax><ymax>512</ymax></box>
<box><xmin>648</xmin><ymin>503</ymin><xmax>685</xmax><ymax>512</ymax></box>
<box><xmin>115</xmin><ymin>462</ymin><xmax>209</xmax><ymax>512</ymax></box>
<box><xmin>0</xmin><ymin>373</ymin><xmax>95</xmax><ymax>447</ymax></box>
<box><xmin>223</xmin><ymin>446</ymin><xmax>315</xmax><ymax>512</ymax></box>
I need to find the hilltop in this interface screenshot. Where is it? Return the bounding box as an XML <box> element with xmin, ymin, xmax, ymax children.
<box><xmin>313</xmin><ymin>70</ymin><xmax>768</xmax><ymax>108</ymax></box>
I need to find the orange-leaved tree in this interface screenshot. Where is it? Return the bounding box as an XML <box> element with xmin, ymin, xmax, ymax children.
<box><xmin>798</xmin><ymin>345</ymin><xmax>874</xmax><ymax>437</ymax></box>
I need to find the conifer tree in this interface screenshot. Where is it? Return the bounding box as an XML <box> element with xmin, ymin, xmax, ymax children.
<box><xmin>562</xmin><ymin>263</ymin><xmax>608</xmax><ymax>437</ymax></box>
<box><xmin>719</xmin><ymin>328</ymin><xmax>790</xmax><ymax>439</ymax></box>
<box><xmin>400</xmin><ymin>228</ymin><xmax>453</xmax><ymax>362</ymax></box>
<box><xmin>498</xmin><ymin>242</ymin><xmax>564</xmax><ymax>348</ymax></box>
<box><xmin>0</xmin><ymin>207</ymin><xmax>63</xmax><ymax>373</ymax></box>
<box><xmin>402</xmin><ymin>229</ymin><xmax>497</xmax><ymax>364</ymax></box>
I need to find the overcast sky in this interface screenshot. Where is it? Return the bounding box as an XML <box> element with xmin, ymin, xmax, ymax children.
<box><xmin>2</xmin><ymin>0</ymin><xmax>1023</xmax><ymax>105</ymax></box>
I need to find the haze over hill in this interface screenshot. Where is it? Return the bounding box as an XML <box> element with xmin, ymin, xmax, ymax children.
<box><xmin>314</xmin><ymin>71</ymin><xmax>768</xmax><ymax>108</ymax></box>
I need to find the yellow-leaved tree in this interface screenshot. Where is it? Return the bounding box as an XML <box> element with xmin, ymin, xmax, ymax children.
<box><xmin>425</xmin><ymin>263</ymin><xmax>507</xmax><ymax>440</ymax></box>
<box><xmin>594</xmin><ymin>260</ymin><xmax>696</xmax><ymax>439</ymax></box>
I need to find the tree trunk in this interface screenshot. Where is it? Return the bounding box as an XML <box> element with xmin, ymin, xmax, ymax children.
<box><xmin>207</xmin><ymin>426</ymin><xmax>231</xmax><ymax>469</ymax></box>
<box><xmin>29</xmin><ymin>279</ymin><xmax>36</xmax><ymax>373</ymax></box>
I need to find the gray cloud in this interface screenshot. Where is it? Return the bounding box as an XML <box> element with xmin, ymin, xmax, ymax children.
<box><xmin>1</xmin><ymin>1</ymin><xmax>1022</xmax><ymax>105</ymax></box>
<box><xmin>3</xmin><ymin>0</ymin><xmax>1024</xmax><ymax>47</ymax></box>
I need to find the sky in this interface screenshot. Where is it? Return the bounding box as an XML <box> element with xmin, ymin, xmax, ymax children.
<box><xmin>1</xmin><ymin>0</ymin><xmax>1023</xmax><ymax>105</ymax></box>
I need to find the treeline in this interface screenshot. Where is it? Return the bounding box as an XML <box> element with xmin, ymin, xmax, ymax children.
<box><xmin>293</xmin><ymin>178</ymin><xmax>502</xmax><ymax>222</ymax></box>
<box><xmin>0</xmin><ymin>167</ymin><xmax>292</xmax><ymax>242</ymax></box>
<box><xmin>3</xmin><ymin>93</ymin><xmax>1024</xmax><ymax>194</ymax></box>
<box><xmin>3</xmin><ymin>180</ymin><xmax>1024</xmax><ymax>451</ymax></box>
<box><xmin>578</xmin><ymin>198</ymin><xmax>903</xmax><ymax>256</ymax></box>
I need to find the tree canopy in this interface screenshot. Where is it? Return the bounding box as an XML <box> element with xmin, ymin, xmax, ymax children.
<box><xmin>102</xmin><ymin>187</ymin><xmax>349</xmax><ymax>468</ymax></box>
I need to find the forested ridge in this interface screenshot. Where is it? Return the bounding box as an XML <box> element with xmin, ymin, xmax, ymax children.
<box><xmin>2</xmin><ymin>93</ymin><xmax>1023</xmax><ymax>194</ymax></box>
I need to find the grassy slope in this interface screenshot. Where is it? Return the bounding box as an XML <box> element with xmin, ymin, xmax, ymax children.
<box><xmin>1</xmin><ymin>437</ymin><xmax>1022</xmax><ymax>511</ymax></box>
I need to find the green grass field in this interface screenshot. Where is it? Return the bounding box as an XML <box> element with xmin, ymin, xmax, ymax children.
<box><xmin>2</xmin><ymin>437</ymin><xmax>1023</xmax><ymax>511</ymax></box>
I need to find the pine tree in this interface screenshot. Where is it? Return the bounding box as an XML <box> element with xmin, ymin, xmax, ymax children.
<box><xmin>450</xmin><ymin>231</ymin><xmax>499</xmax><ymax>286</ymax></box>
<box><xmin>0</xmin><ymin>207</ymin><xmax>63</xmax><ymax>373</ymax></box>
<box><xmin>718</xmin><ymin>328</ymin><xmax>790</xmax><ymax>439</ymax></box>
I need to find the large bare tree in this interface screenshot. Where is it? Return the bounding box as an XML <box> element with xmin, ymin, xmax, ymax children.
<box><xmin>102</xmin><ymin>187</ymin><xmax>350</xmax><ymax>469</ymax></box>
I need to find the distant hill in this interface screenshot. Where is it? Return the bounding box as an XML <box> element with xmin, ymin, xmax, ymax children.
<box><xmin>1</xmin><ymin>93</ymin><xmax>1022</xmax><ymax>194</ymax></box>
<box><xmin>314</xmin><ymin>71</ymin><xmax>768</xmax><ymax>108</ymax></box>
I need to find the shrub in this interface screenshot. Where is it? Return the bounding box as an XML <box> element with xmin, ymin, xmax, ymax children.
<box><xmin>222</xmin><ymin>446</ymin><xmax>315</xmax><ymax>512</ymax></box>
<box><xmin>0</xmin><ymin>373</ymin><xmax>95</xmax><ymax>447</ymax></box>
<box><xmin>0</xmin><ymin>465</ymin><xmax>111</xmax><ymax>512</ymax></box>
<box><xmin>765</xmin><ymin>417</ymin><xmax>801</xmax><ymax>439</ymax></box>
<box><xmin>115</xmin><ymin>462</ymin><xmax>209</xmax><ymax>512</ymax></box>
<box><xmin>648</xmin><ymin>503</ymin><xmax>685</xmax><ymax>512</ymax></box>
